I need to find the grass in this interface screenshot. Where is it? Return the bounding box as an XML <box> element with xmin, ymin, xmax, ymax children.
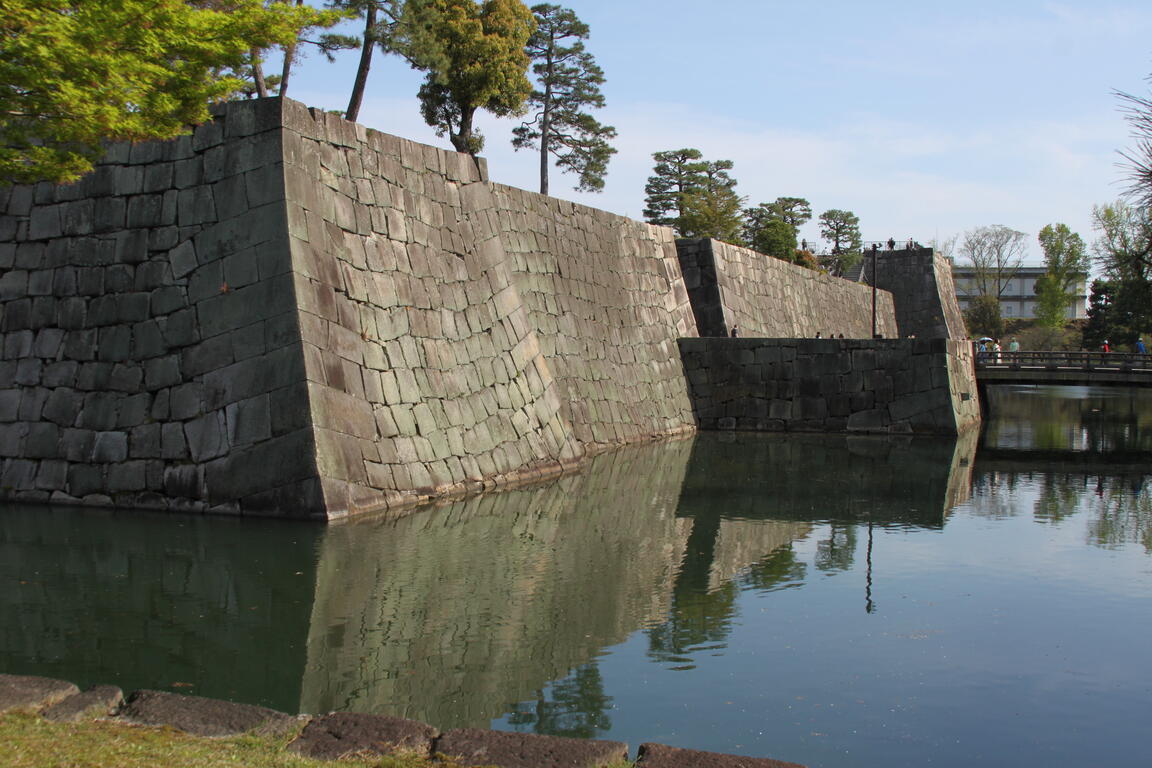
<box><xmin>1</xmin><ymin>710</ymin><xmax>639</xmax><ymax>768</ymax></box>
<box><xmin>0</xmin><ymin>710</ymin><xmax>443</xmax><ymax>768</ymax></box>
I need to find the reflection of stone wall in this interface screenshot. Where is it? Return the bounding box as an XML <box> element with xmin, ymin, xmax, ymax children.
<box><xmin>300</xmin><ymin>437</ymin><xmax>695</xmax><ymax>727</ymax></box>
<box><xmin>676</xmin><ymin>239</ymin><xmax>898</xmax><ymax>339</ymax></box>
<box><xmin>679</xmin><ymin>338</ymin><xmax>980</xmax><ymax>435</ymax></box>
<box><xmin>0</xmin><ymin>506</ymin><xmax>319</xmax><ymax>708</ymax></box>
<box><xmin>706</xmin><ymin>519</ymin><xmax>813</xmax><ymax>591</ymax></box>
<box><xmin>678</xmin><ymin>432</ymin><xmax>974</xmax><ymax>528</ymax></box>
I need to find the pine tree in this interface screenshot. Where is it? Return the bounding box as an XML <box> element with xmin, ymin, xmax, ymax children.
<box><xmin>407</xmin><ymin>0</ymin><xmax>536</xmax><ymax>157</ymax></box>
<box><xmin>512</xmin><ymin>3</ymin><xmax>616</xmax><ymax>194</ymax></box>
<box><xmin>679</xmin><ymin>160</ymin><xmax>745</xmax><ymax>241</ymax></box>
<box><xmin>642</xmin><ymin>148</ymin><xmax>707</xmax><ymax>230</ymax></box>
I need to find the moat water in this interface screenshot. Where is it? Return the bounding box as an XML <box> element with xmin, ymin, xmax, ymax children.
<box><xmin>2</xmin><ymin>385</ymin><xmax>1150</xmax><ymax>768</ymax></box>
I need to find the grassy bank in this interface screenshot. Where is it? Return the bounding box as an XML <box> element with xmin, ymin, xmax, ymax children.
<box><xmin>1</xmin><ymin>710</ymin><xmax>445</xmax><ymax>768</ymax></box>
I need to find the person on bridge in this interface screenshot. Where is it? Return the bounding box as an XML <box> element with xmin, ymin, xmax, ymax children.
<box><xmin>1008</xmin><ymin>337</ymin><xmax>1020</xmax><ymax>360</ymax></box>
<box><xmin>1103</xmin><ymin>339</ymin><xmax>1111</xmax><ymax>353</ymax></box>
<box><xmin>1137</xmin><ymin>338</ymin><xmax>1146</xmax><ymax>354</ymax></box>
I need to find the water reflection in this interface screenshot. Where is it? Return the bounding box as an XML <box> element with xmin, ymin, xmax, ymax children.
<box><xmin>975</xmin><ymin>386</ymin><xmax>1152</xmax><ymax>551</ymax></box>
<box><xmin>300</xmin><ymin>437</ymin><xmax>696</xmax><ymax>725</ymax></box>
<box><xmin>2</xmin><ymin>385</ymin><xmax>1151</xmax><ymax>768</ymax></box>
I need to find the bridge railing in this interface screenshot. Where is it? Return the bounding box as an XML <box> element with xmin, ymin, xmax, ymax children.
<box><xmin>975</xmin><ymin>349</ymin><xmax>1152</xmax><ymax>372</ymax></box>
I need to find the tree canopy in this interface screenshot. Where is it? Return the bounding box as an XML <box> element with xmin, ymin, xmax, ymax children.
<box><xmin>742</xmin><ymin>197</ymin><xmax>810</xmax><ymax>262</ymax></box>
<box><xmin>408</xmin><ymin>0</ymin><xmax>536</xmax><ymax>157</ymax></box>
<box><xmin>818</xmin><ymin>209</ymin><xmax>862</xmax><ymax>275</ymax></box>
<box><xmin>958</xmin><ymin>224</ymin><xmax>1027</xmax><ymax>298</ymax></box>
<box><xmin>0</xmin><ymin>0</ymin><xmax>338</xmax><ymax>183</ymax></box>
<box><xmin>512</xmin><ymin>3</ymin><xmax>616</xmax><ymax>194</ymax></box>
<box><xmin>1034</xmin><ymin>223</ymin><xmax>1088</xmax><ymax>328</ymax></box>
<box><xmin>1090</xmin><ymin>200</ymin><xmax>1152</xmax><ymax>341</ymax></box>
<box><xmin>642</xmin><ymin>148</ymin><xmax>707</xmax><ymax>230</ymax></box>
<box><xmin>678</xmin><ymin>159</ymin><xmax>744</xmax><ymax>241</ymax></box>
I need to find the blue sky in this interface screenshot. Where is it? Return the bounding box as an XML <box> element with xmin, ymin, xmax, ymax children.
<box><xmin>286</xmin><ymin>0</ymin><xmax>1152</xmax><ymax>263</ymax></box>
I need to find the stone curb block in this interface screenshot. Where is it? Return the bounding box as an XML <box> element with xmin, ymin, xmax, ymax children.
<box><xmin>118</xmin><ymin>689</ymin><xmax>301</xmax><ymax>738</ymax></box>
<box><xmin>637</xmin><ymin>742</ymin><xmax>807</xmax><ymax>768</ymax></box>
<box><xmin>288</xmin><ymin>711</ymin><xmax>437</xmax><ymax>760</ymax></box>
<box><xmin>42</xmin><ymin>685</ymin><xmax>124</xmax><ymax>723</ymax></box>
<box><xmin>0</xmin><ymin>674</ymin><xmax>79</xmax><ymax>713</ymax></box>
<box><xmin>435</xmin><ymin>727</ymin><xmax>629</xmax><ymax>768</ymax></box>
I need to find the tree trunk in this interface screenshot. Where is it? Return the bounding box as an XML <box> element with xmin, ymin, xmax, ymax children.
<box><xmin>279</xmin><ymin>0</ymin><xmax>304</xmax><ymax>99</ymax></box>
<box><xmin>538</xmin><ymin>30</ymin><xmax>556</xmax><ymax>195</ymax></box>
<box><xmin>345</xmin><ymin>3</ymin><xmax>377</xmax><ymax>123</ymax></box>
<box><xmin>539</xmin><ymin>96</ymin><xmax>551</xmax><ymax>195</ymax></box>
<box><xmin>250</xmin><ymin>48</ymin><xmax>268</xmax><ymax>98</ymax></box>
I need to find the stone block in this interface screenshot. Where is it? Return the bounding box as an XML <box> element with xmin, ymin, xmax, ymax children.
<box><xmin>119</xmin><ymin>690</ymin><xmax>296</xmax><ymax>738</ymax></box>
<box><xmin>184</xmin><ymin>411</ymin><xmax>228</xmax><ymax>462</ymax></box>
<box><xmin>67</xmin><ymin>464</ymin><xmax>104</xmax><ymax>496</ymax></box>
<box><xmin>289</xmin><ymin>712</ymin><xmax>437</xmax><ymax>761</ymax></box>
<box><xmin>0</xmin><ymin>674</ymin><xmax>79</xmax><ymax>714</ymax></box>
<box><xmin>90</xmin><ymin>431</ymin><xmax>128</xmax><ymax>463</ymax></box>
<box><xmin>636</xmin><ymin>743</ymin><xmax>805</xmax><ymax>768</ymax></box>
<box><xmin>436</xmin><ymin>728</ymin><xmax>628</xmax><ymax>768</ymax></box>
<box><xmin>42</xmin><ymin>685</ymin><xmax>124</xmax><ymax>723</ymax></box>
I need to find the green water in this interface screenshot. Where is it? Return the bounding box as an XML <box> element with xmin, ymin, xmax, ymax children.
<box><xmin>1</xmin><ymin>385</ymin><xmax>1150</xmax><ymax>768</ymax></box>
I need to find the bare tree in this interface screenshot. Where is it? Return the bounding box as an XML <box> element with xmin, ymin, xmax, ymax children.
<box><xmin>958</xmin><ymin>225</ymin><xmax>1027</xmax><ymax>298</ymax></box>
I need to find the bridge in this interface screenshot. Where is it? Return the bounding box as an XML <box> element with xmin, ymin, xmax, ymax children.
<box><xmin>975</xmin><ymin>351</ymin><xmax>1152</xmax><ymax>388</ymax></box>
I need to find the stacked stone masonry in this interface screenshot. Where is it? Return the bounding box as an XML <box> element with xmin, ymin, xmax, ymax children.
<box><xmin>679</xmin><ymin>338</ymin><xmax>981</xmax><ymax>435</ymax></box>
<box><xmin>0</xmin><ymin>98</ymin><xmax>971</xmax><ymax>518</ymax></box>
<box><xmin>676</xmin><ymin>238</ymin><xmax>899</xmax><ymax>339</ymax></box>
<box><xmin>864</xmin><ymin>248</ymin><xmax>967</xmax><ymax>341</ymax></box>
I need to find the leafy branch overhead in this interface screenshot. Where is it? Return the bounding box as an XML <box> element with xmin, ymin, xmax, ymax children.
<box><xmin>512</xmin><ymin>3</ymin><xmax>616</xmax><ymax>195</ymax></box>
<box><xmin>0</xmin><ymin>0</ymin><xmax>343</xmax><ymax>183</ymax></box>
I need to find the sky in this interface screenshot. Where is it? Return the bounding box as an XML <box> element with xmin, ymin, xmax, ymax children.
<box><xmin>284</xmin><ymin>0</ymin><xmax>1152</xmax><ymax>265</ymax></box>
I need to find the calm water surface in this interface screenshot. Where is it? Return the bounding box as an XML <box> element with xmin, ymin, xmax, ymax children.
<box><xmin>2</xmin><ymin>385</ymin><xmax>1150</xmax><ymax>768</ymax></box>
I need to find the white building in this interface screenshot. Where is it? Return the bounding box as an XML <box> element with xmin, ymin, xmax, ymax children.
<box><xmin>951</xmin><ymin>264</ymin><xmax>1088</xmax><ymax>320</ymax></box>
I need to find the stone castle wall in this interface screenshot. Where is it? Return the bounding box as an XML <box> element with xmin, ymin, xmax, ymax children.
<box><xmin>676</xmin><ymin>238</ymin><xmax>899</xmax><ymax>339</ymax></box>
<box><xmin>866</xmin><ymin>248</ymin><xmax>967</xmax><ymax>340</ymax></box>
<box><xmin>0</xmin><ymin>98</ymin><xmax>967</xmax><ymax>518</ymax></box>
<box><xmin>490</xmin><ymin>185</ymin><xmax>695</xmax><ymax>448</ymax></box>
<box><xmin>678</xmin><ymin>338</ymin><xmax>980</xmax><ymax>435</ymax></box>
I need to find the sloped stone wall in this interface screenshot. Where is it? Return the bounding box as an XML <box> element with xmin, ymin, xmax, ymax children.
<box><xmin>0</xmin><ymin>102</ymin><xmax>321</xmax><ymax>515</ymax></box>
<box><xmin>676</xmin><ymin>239</ymin><xmax>899</xmax><ymax>339</ymax></box>
<box><xmin>278</xmin><ymin>101</ymin><xmax>586</xmax><ymax>516</ymax></box>
<box><xmin>490</xmin><ymin>185</ymin><xmax>695</xmax><ymax>448</ymax></box>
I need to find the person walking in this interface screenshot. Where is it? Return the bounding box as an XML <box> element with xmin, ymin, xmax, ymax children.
<box><xmin>1102</xmin><ymin>339</ymin><xmax>1111</xmax><ymax>353</ymax></box>
<box><xmin>1137</xmin><ymin>337</ymin><xmax>1147</xmax><ymax>355</ymax></box>
<box><xmin>1008</xmin><ymin>337</ymin><xmax>1020</xmax><ymax>361</ymax></box>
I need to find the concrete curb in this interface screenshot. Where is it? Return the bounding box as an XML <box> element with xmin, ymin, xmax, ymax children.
<box><xmin>0</xmin><ymin>673</ymin><xmax>807</xmax><ymax>768</ymax></box>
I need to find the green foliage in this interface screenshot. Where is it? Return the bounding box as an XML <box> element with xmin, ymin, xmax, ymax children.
<box><xmin>964</xmin><ymin>294</ymin><xmax>1004</xmax><ymax>339</ymax></box>
<box><xmin>1116</xmin><ymin>72</ymin><xmax>1152</xmax><ymax>208</ymax></box>
<box><xmin>741</xmin><ymin>197</ymin><xmax>810</xmax><ymax>258</ymax></box>
<box><xmin>512</xmin><ymin>3</ymin><xmax>616</xmax><ymax>194</ymax></box>
<box><xmin>747</xmin><ymin>219</ymin><xmax>797</xmax><ymax>261</ymax></box>
<box><xmin>1092</xmin><ymin>201</ymin><xmax>1152</xmax><ymax>339</ymax></box>
<box><xmin>677</xmin><ymin>160</ymin><xmax>745</xmax><ymax>241</ymax></box>
<box><xmin>818</xmin><ymin>208</ymin><xmax>862</xmax><ymax>275</ymax></box>
<box><xmin>643</xmin><ymin>148</ymin><xmax>706</xmax><ymax>230</ymax></box>
<box><xmin>1034</xmin><ymin>222</ymin><xmax>1088</xmax><ymax>328</ymax></box>
<box><xmin>408</xmin><ymin>0</ymin><xmax>536</xmax><ymax>156</ymax></box>
<box><xmin>0</xmin><ymin>0</ymin><xmax>337</xmax><ymax>183</ymax></box>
